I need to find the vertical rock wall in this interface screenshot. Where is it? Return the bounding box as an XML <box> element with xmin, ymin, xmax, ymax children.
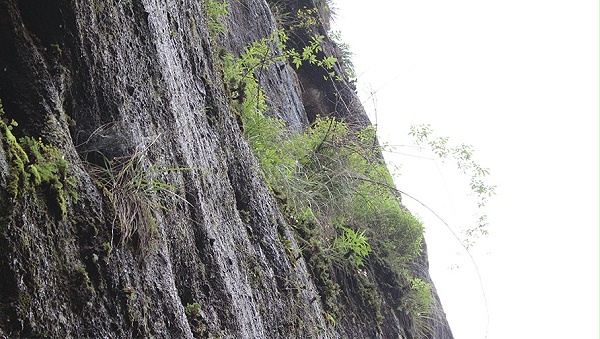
<box><xmin>0</xmin><ymin>0</ymin><xmax>453</xmax><ymax>338</ymax></box>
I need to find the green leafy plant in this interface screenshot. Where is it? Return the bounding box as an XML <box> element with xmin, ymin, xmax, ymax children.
<box><xmin>331</xmin><ymin>222</ymin><xmax>371</xmax><ymax>268</ymax></box>
<box><xmin>269</xmin><ymin>4</ymin><xmax>332</xmax><ymax>32</ymax></box>
<box><xmin>294</xmin><ymin>7</ymin><xmax>321</xmax><ymax>29</ymax></box>
<box><xmin>221</xmin><ymin>29</ymin><xmax>339</xmax><ymax>105</ymax></box>
<box><xmin>409</xmin><ymin>124</ymin><xmax>496</xmax><ymax>245</ymax></box>
<box><xmin>329</xmin><ymin>30</ymin><xmax>356</xmax><ymax>84</ymax></box>
<box><xmin>239</xmin><ymin>106</ymin><xmax>428</xmax><ymax>319</ymax></box>
<box><xmin>203</xmin><ymin>0</ymin><xmax>229</xmax><ymax>37</ymax></box>
<box><xmin>400</xmin><ymin>270</ymin><xmax>434</xmax><ymax>338</ymax></box>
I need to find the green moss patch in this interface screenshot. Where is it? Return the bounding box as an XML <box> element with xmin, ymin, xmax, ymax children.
<box><xmin>0</xmin><ymin>100</ymin><xmax>75</xmax><ymax>219</ymax></box>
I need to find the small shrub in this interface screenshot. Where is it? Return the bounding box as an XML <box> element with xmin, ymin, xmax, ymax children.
<box><xmin>221</xmin><ymin>29</ymin><xmax>338</xmax><ymax>101</ymax></box>
<box><xmin>203</xmin><ymin>0</ymin><xmax>229</xmax><ymax>37</ymax></box>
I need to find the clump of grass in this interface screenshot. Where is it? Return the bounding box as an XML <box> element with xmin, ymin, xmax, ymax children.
<box><xmin>85</xmin><ymin>139</ymin><xmax>190</xmax><ymax>247</ymax></box>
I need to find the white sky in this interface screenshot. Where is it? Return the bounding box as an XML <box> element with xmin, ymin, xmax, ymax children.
<box><xmin>332</xmin><ymin>1</ymin><xmax>599</xmax><ymax>338</ymax></box>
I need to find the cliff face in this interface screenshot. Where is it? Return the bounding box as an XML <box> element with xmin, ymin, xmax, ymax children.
<box><xmin>0</xmin><ymin>0</ymin><xmax>453</xmax><ymax>338</ymax></box>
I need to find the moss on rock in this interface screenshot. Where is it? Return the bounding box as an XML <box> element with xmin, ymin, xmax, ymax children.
<box><xmin>0</xmin><ymin>101</ymin><xmax>74</xmax><ymax>219</ymax></box>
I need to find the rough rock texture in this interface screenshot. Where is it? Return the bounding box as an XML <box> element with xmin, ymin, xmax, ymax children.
<box><xmin>0</xmin><ymin>0</ymin><xmax>453</xmax><ymax>338</ymax></box>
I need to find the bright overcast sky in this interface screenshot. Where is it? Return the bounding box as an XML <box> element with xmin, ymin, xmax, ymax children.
<box><xmin>333</xmin><ymin>1</ymin><xmax>599</xmax><ymax>338</ymax></box>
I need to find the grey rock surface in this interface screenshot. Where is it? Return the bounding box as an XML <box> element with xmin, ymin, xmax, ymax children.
<box><xmin>0</xmin><ymin>0</ymin><xmax>453</xmax><ymax>338</ymax></box>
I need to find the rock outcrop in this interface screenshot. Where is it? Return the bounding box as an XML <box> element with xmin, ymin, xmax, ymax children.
<box><xmin>0</xmin><ymin>0</ymin><xmax>453</xmax><ymax>338</ymax></box>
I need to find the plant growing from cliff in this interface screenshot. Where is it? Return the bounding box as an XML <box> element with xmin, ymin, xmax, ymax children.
<box><xmin>87</xmin><ymin>150</ymin><xmax>157</xmax><ymax>246</ymax></box>
<box><xmin>239</xmin><ymin>105</ymin><xmax>428</xmax><ymax>319</ymax></box>
<box><xmin>329</xmin><ymin>30</ymin><xmax>356</xmax><ymax>84</ymax></box>
<box><xmin>85</xmin><ymin>141</ymin><xmax>191</xmax><ymax>247</ymax></box>
<box><xmin>288</xmin><ymin>34</ymin><xmax>338</xmax><ymax>79</ymax></box>
<box><xmin>330</xmin><ymin>221</ymin><xmax>371</xmax><ymax>268</ymax></box>
<box><xmin>184</xmin><ymin>302</ymin><xmax>207</xmax><ymax>335</ymax></box>
<box><xmin>398</xmin><ymin>269</ymin><xmax>434</xmax><ymax>337</ymax></box>
<box><xmin>18</xmin><ymin>136</ymin><xmax>74</xmax><ymax>218</ymax></box>
<box><xmin>268</xmin><ymin>3</ymin><xmax>333</xmax><ymax>33</ymax></box>
<box><xmin>0</xmin><ymin>107</ymin><xmax>28</xmax><ymax>198</ymax></box>
<box><xmin>0</xmin><ymin>100</ymin><xmax>75</xmax><ymax>219</ymax></box>
<box><xmin>405</xmin><ymin>124</ymin><xmax>494</xmax><ymax>334</ymax></box>
<box><xmin>219</xmin><ymin>29</ymin><xmax>432</xmax><ymax>325</ymax></box>
<box><xmin>293</xmin><ymin>7</ymin><xmax>321</xmax><ymax>30</ymax></box>
<box><xmin>267</xmin><ymin>0</ymin><xmax>354</xmax><ymax>81</ymax></box>
<box><xmin>221</xmin><ymin>29</ymin><xmax>338</xmax><ymax>102</ymax></box>
<box><xmin>409</xmin><ymin>124</ymin><xmax>496</xmax><ymax>246</ymax></box>
<box><xmin>203</xmin><ymin>0</ymin><xmax>229</xmax><ymax>37</ymax></box>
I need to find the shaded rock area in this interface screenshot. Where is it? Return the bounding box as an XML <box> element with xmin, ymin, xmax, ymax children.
<box><xmin>0</xmin><ymin>0</ymin><xmax>453</xmax><ymax>338</ymax></box>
